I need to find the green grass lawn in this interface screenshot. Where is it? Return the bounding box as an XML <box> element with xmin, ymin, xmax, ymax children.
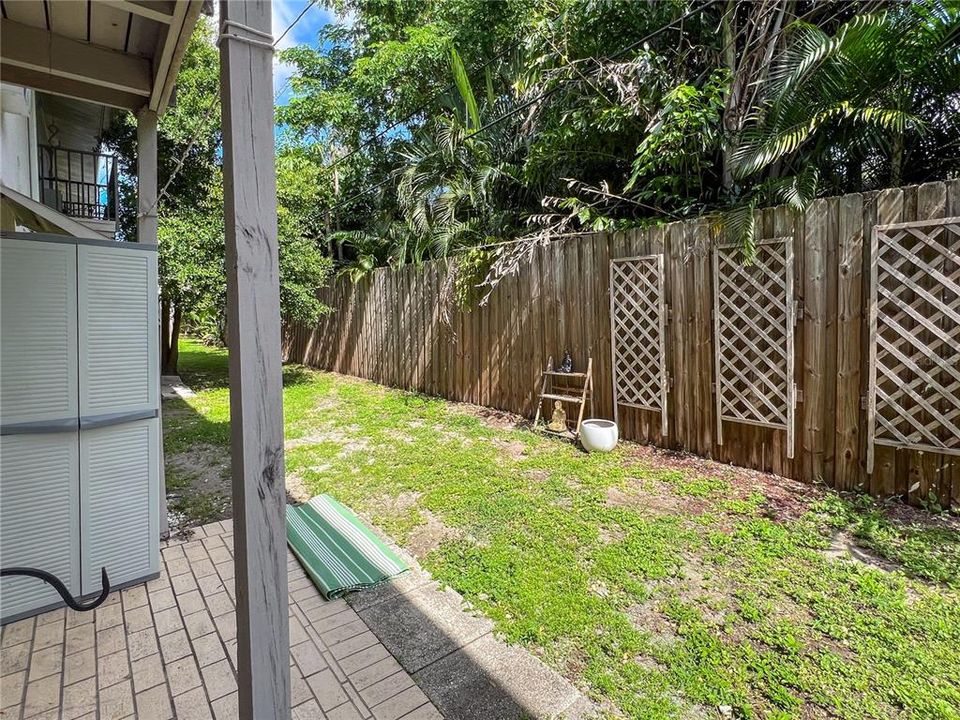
<box><xmin>164</xmin><ymin>338</ymin><xmax>960</xmax><ymax>720</ymax></box>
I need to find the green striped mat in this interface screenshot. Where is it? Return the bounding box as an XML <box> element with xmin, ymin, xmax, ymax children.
<box><xmin>286</xmin><ymin>495</ymin><xmax>408</xmax><ymax>600</ymax></box>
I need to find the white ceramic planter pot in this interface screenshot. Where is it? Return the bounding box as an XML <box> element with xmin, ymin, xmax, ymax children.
<box><xmin>580</xmin><ymin>419</ymin><xmax>619</xmax><ymax>452</ymax></box>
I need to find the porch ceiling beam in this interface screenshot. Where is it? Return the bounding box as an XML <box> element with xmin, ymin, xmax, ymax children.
<box><xmin>0</xmin><ymin>20</ymin><xmax>152</xmax><ymax>99</ymax></box>
<box><xmin>219</xmin><ymin>1</ymin><xmax>291</xmax><ymax>718</ymax></box>
<box><xmin>148</xmin><ymin>0</ymin><xmax>196</xmax><ymax>112</ymax></box>
<box><xmin>0</xmin><ymin>66</ymin><xmax>146</xmax><ymax>111</ymax></box>
<box><xmin>95</xmin><ymin>1</ymin><xmax>176</xmax><ymax>25</ymax></box>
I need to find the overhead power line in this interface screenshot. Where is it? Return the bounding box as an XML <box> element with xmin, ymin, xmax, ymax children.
<box><xmin>275</xmin><ymin>0</ymin><xmax>316</xmax><ymax>47</ymax></box>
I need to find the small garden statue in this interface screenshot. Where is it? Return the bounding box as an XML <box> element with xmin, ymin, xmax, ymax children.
<box><xmin>559</xmin><ymin>350</ymin><xmax>573</xmax><ymax>373</ymax></box>
<box><xmin>547</xmin><ymin>400</ymin><xmax>567</xmax><ymax>432</ymax></box>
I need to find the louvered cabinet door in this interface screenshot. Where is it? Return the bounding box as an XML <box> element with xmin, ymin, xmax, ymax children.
<box><xmin>0</xmin><ymin>237</ymin><xmax>80</xmax><ymax>621</ymax></box>
<box><xmin>0</xmin><ymin>435</ymin><xmax>80</xmax><ymax>621</ymax></box>
<box><xmin>80</xmin><ymin>418</ymin><xmax>159</xmax><ymax>591</ymax></box>
<box><xmin>0</xmin><ymin>238</ymin><xmax>78</xmax><ymax>429</ymax></box>
<box><xmin>77</xmin><ymin>245</ymin><xmax>159</xmax><ymax>421</ymax></box>
<box><xmin>77</xmin><ymin>244</ymin><xmax>160</xmax><ymax>593</ymax></box>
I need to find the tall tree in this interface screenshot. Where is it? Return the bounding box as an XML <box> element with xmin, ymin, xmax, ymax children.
<box><xmin>102</xmin><ymin>18</ymin><xmax>222</xmax><ymax>372</ymax></box>
<box><xmin>104</xmin><ymin>18</ymin><xmax>333</xmax><ymax>373</ymax></box>
<box><xmin>279</xmin><ymin>0</ymin><xmax>959</xmax><ymax>289</ymax></box>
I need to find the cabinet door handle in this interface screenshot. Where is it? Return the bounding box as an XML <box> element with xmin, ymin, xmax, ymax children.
<box><xmin>0</xmin><ymin>418</ymin><xmax>78</xmax><ymax>435</ymax></box>
<box><xmin>80</xmin><ymin>408</ymin><xmax>158</xmax><ymax>429</ymax></box>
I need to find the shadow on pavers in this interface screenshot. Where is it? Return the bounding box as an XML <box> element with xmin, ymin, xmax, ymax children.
<box><xmin>343</xmin><ymin>552</ymin><xmax>594</xmax><ymax>720</ymax></box>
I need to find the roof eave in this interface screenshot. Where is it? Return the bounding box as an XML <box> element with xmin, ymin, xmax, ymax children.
<box><xmin>0</xmin><ymin>1</ymin><xmax>204</xmax><ymax>116</ymax></box>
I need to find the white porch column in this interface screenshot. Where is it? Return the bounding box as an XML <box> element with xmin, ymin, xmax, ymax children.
<box><xmin>137</xmin><ymin>108</ymin><xmax>169</xmax><ymax>541</ymax></box>
<box><xmin>136</xmin><ymin>109</ymin><xmax>158</xmax><ymax>245</ymax></box>
<box><xmin>219</xmin><ymin>2</ymin><xmax>290</xmax><ymax>719</ymax></box>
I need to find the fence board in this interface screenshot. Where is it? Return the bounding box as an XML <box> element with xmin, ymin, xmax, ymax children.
<box><xmin>834</xmin><ymin>192</ymin><xmax>865</xmax><ymax>491</ymax></box>
<box><xmin>802</xmin><ymin>199</ymin><xmax>828</xmax><ymax>480</ymax></box>
<box><xmin>948</xmin><ymin>182</ymin><xmax>960</xmax><ymax>510</ymax></box>
<box><xmin>867</xmin><ymin>187</ymin><xmax>906</xmax><ymax>497</ymax></box>
<box><xmin>285</xmin><ymin>181</ymin><xmax>960</xmax><ymax>507</ymax></box>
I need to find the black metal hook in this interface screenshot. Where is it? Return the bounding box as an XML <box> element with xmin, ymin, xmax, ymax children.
<box><xmin>0</xmin><ymin>566</ymin><xmax>111</xmax><ymax>612</ymax></box>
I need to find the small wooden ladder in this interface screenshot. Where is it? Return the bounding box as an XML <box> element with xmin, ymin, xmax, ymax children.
<box><xmin>533</xmin><ymin>356</ymin><xmax>594</xmax><ymax>438</ymax></box>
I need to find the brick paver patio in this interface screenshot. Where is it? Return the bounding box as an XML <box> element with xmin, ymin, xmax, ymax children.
<box><xmin>0</xmin><ymin>520</ymin><xmax>441</xmax><ymax>720</ymax></box>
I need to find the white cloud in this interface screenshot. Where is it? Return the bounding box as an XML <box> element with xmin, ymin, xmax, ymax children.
<box><xmin>271</xmin><ymin>0</ymin><xmax>340</xmax><ymax>104</ymax></box>
<box><xmin>272</xmin><ymin>0</ymin><xmax>304</xmax><ymax>51</ymax></box>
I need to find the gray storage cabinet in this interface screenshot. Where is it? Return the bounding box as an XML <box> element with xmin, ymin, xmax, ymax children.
<box><xmin>0</xmin><ymin>233</ymin><xmax>160</xmax><ymax>623</ymax></box>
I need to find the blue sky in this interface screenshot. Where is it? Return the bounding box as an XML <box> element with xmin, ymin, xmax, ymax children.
<box><xmin>271</xmin><ymin>0</ymin><xmax>340</xmax><ymax>106</ymax></box>
<box><xmin>212</xmin><ymin>0</ymin><xmax>339</xmax><ymax>107</ymax></box>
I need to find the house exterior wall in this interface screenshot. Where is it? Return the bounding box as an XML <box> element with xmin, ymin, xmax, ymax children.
<box><xmin>0</xmin><ymin>83</ymin><xmax>39</xmax><ymax>199</ymax></box>
<box><xmin>1</xmin><ymin>85</ymin><xmax>117</xmax><ymax>237</ymax></box>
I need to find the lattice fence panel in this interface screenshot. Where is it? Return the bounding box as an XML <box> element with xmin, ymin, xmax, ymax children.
<box><xmin>867</xmin><ymin>217</ymin><xmax>960</xmax><ymax>472</ymax></box>
<box><xmin>712</xmin><ymin>238</ymin><xmax>796</xmax><ymax>457</ymax></box>
<box><xmin>610</xmin><ymin>255</ymin><xmax>669</xmax><ymax>435</ymax></box>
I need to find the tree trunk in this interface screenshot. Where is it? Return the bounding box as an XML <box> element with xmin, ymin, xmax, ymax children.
<box><xmin>891</xmin><ymin>131</ymin><xmax>904</xmax><ymax>186</ymax></box>
<box><xmin>326</xmin><ymin>210</ymin><xmax>334</xmax><ymax>257</ymax></box>
<box><xmin>721</xmin><ymin>0</ymin><xmax>739</xmax><ymax>191</ymax></box>
<box><xmin>847</xmin><ymin>153</ymin><xmax>863</xmax><ymax>192</ymax></box>
<box><xmin>160</xmin><ymin>297</ymin><xmax>171</xmax><ymax>373</ymax></box>
<box><xmin>162</xmin><ymin>304</ymin><xmax>182</xmax><ymax>375</ymax></box>
<box><xmin>721</xmin><ymin>1</ymin><xmax>789</xmax><ymax>191</ymax></box>
<box><xmin>333</xmin><ymin>162</ymin><xmax>343</xmax><ymax>261</ymax></box>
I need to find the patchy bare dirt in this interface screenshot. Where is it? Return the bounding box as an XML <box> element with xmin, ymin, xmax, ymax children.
<box><xmin>604</xmin><ymin>485</ymin><xmax>640</xmax><ymax>509</ymax></box>
<box><xmin>493</xmin><ymin>438</ymin><xmax>528</xmax><ymax>461</ymax></box>
<box><xmin>451</xmin><ymin>402</ymin><xmax>530</xmax><ymax>431</ymax></box>
<box><xmin>284</xmin><ymin>424</ymin><xmax>371</xmax><ymax>456</ymax></box>
<box><xmin>624</xmin><ymin>443</ymin><xmax>960</xmax><ymax>536</ymax></box>
<box><xmin>426</xmin><ymin>423</ymin><xmax>475</xmax><ymax>446</ymax></box>
<box><xmin>597</xmin><ymin>524</ymin><xmax>626</xmax><ymax>545</ymax></box>
<box><xmin>604</xmin><ymin>481</ymin><xmax>704</xmax><ymax>516</ymax></box>
<box><xmin>674</xmin><ymin>561</ymin><xmax>740</xmax><ymax>627</ymax></box>
<box><xmin>677</xmin><ymin>701</ymin><xmax>716</xmax><ymax>720</ymax></box>
<box><xmin>166</xmin><ymin>443</ymin><xmax>231</xmax><ymax>491</ymax></box>
<box><xmin>407</xmin><ymin>509</ymin><xmax>462</xmax><ymax>559</ymax></box>
<box><xmin>284</xmin><ymin>470</ymin><xmax>312</xmax><ymax>505</ymax></box>
<box><xmin>589</xmin><ymin>579</ymin><xmax>611</xmax><ymax>598</ymax></box>
<box><xmin>881</xmin><ymin>499</ymin><xmax>960</xmax><ymax>534</ymax></box>
<box><xmin>164</xmin><ymin>386</ymin><xmax>328</xmax><ymax>531</ymax></box>
<box><xmin>824</xmin><ymin>531</ymin><xmax>900</xmax><ymax>573</ymax></box>
<box><xmin>625</xmin><ymin>601</ymin><xmax>679</xmax><ymax>644</ymax></box>
<box><xmin>165</xmin><ymin>436</ymin><xmax>318</xmax><ymax>532</ymax></box>
<box><xmin>525</xmin><ymin>469</ymin><xmax>551</xmax><ymax>484</ymax></box>
<box><xmin>631</xmin><ymin>654</ymin><xmax>666</xmax><ymax>673</ymax></box>
<box><xmin>366</xmin><ymin>490</ymin><xmax>422</xmax><ymax>519</ymax></box>
<box><xmin>627</xmin><ymin>445</ymin><xmax>817</xmax><ymax>521</ymax></box>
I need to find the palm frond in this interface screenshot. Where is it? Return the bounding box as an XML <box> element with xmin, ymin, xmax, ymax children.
<box><xmin>718</xmin><ymin>200</ymin><xmax>759</xmax><ymax>261</ymax></box>
<box><xmin>450</xmin><ymin>47</ymin><xmax>481</xmax><ymax>131</ymax></box>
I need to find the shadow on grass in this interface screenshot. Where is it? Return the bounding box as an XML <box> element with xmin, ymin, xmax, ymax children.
<box><xmin>163</xmin><ymin>339</ymin><xmax>337</xmax><ymax>533</ymax></box>
<box><xmin>177</xmin><ymin>339</ymin><xmax>318</xmax><ymax>392</ymax></box>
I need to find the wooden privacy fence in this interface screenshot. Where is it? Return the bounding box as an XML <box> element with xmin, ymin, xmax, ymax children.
<box><xmin>284</xmin><ymin>181</ymin><xmax>960</xmax><ymax>508</ymax></box>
